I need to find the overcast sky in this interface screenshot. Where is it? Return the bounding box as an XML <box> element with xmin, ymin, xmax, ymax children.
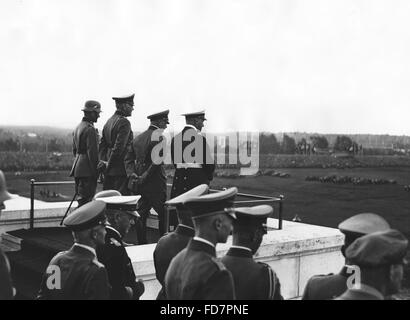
<box><xmin>1</xmin><ymin>0</ymin><xmax>410</xmax><ymax>135</ymax></box>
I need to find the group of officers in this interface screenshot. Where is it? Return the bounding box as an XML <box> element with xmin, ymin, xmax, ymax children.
<box><xmin>0</xmin><ymin>93</ymin><xmax>408</xmax><ymax>300</ymax></box>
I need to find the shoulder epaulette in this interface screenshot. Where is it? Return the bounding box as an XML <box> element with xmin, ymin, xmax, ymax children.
<box><xmin>109</xmin><ymin>238</ymin><xmax>122</xmax><ymax>247</ymax></box>
<box><xmin>211</xmin><ymin>257</ymin><xmax>226</xmax><ymax>271</ymax></box>
<box><xmin>92</xmin><ymin>258</ymin><xmax>105</xmax><ymax>268</ymax></box>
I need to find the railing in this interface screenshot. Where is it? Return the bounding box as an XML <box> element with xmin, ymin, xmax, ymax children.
<box><xmin>165</xmin><ymin>183</ymin><xmax>284</xmax><ymax>232</ymax></box>
<box><xmin>29</xmin><ymin>180</ymin><xmax>284</xmax><ymax>232</ymax></box>
<box><xmin>29</xmin><ymin>179</ymin><xmax>75</xmax><ymax>229</ymax></box>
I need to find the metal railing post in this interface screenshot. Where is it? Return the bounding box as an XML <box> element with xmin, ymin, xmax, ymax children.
<box><xmin>278</xmin><ymin>194</ymin><xmax>284</xmax><ymax>230</ymax></box>
<box><xmin>30</xmin><ymin>179</ymin><xmax>35</xmax><ymax>229</ymax></box>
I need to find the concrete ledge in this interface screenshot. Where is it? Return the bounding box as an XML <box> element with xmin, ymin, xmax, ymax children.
<box><xmin>126</xmin><ymin>218</ymin><xmax>344</xmax><ymax>300</ymax></box>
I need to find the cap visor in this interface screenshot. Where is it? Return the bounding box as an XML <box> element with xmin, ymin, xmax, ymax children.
<box><xmin>127</xmin><ymin>211</ymin><xmax>140</xmax><ymax>218</ymax></box>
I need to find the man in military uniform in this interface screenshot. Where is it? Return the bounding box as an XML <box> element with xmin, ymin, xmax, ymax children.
<box><xmin>170</xmin><ymin>111</ymin><xmax>215</xmax><ymax>199</ymax></box>
<box><xmin>0</xmin><ymin>170</ymin><xmax>16</xmax><ymax>300</ymax></box>
<box><xmin>336</xmin><ymin>229</ymin><xmax>408</xmax><ymax>300</ymax></box>
<box><xmin>37</xmin><ymin>201</ymin><xmax>110</xmax><ymax>300</ymax></box>
<box><xmin>221</xmin><ymin>205</ymin><xmax>283</xmax><ymax>300</ymax></box>
<box><xmin>164</xmin><ymin>187</ymin><xmax>237</xmax><ymax>300</ymax></box>
<box><xmin>94</xmin><ymin>191</ymin><xmax>145</xmax><ymax>300</ymax></box>
<box><xmin>302</xmin><ymin>213</ymin><xmax>390</xmax><ymax>300</ymax></box>
<box><xmin>70</xmin><ymin>100</ymin><xmax>103</xmax><ymax>207</ymax></box>
<box><xmin>99</xmin><ymin>94</ymin><xmax>135</xmax><ymax>193</ymax></box>
<box><xmin>153</xmin><ymin>184</ymin><xmax>209</xmax><ymax>300</ymax></box>
<box><xmin>125</xmin><ymin>109</ymin><xmax>169</xmax><ymax>243</ymax></box>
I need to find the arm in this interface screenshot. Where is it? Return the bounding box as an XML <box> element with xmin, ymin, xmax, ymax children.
<box><xmin>72</xmin><ymin>132</ymin><xmax>77</xmax><ymax>157</ymax></box>
<box><xmin>124</xmin><ymin>141</ymin><xmax>136</xmax><ymax>177</ymax></box>
<box><xmin>106</xmin><ymin>119</ymin><xmax>131</xmax><ymax>172</ymax></box>
<box><xmin>86</xmin><ymin>127</ymin><xmax>99</xmax><ymax>177</ymax></box>
<box><xmin>265</xmin><ymin>265</ymin><xmax>283</xmax><ymax>300</ymax></box>
<box><xmin>85</xmin><ymin>267</ymin><xmax>111</xmax><ymax>300</ymax></box>
<box><xmin>0</xmin><ymin>250</ymin><xmax>14</xmax><ymax>300</ymax></box>
<box><xmin>202</xmin><ymin>135</ymin><xmax>215</xmax><ymax>181</ymax></box>
<box><xmin>202</xmin><ymin>269</ymin><xmax>235</xmax><ymax>300</ymax></box>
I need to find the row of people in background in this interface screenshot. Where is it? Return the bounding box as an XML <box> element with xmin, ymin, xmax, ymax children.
<box><xmin>70</xmin><ymin>94</ymin><xmax>215</xmax><ymax>244</ymax></box>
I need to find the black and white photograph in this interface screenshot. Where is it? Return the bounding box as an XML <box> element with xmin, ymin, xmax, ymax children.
<box><xmin>0</xmin><ymin>0</ymin><xmax>409</xmax><ymax>306</ymax></box>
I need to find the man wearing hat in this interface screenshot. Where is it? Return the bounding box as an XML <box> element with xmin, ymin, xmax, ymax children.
<box><xmin>221</xmin><ymin>205</ymin><xmax>283</xmax><ymax>300</ymax></box>
<box><xmin>99</xmin><ymin>94</ymin><xmax>135</xmax><ymax>193</ymax></box>
<box><xmin>0</xmin><ymin>170</ymin><xmax>16</xmax><ymax>300</ymax></box>
<box><xmin>69</xmin><ymin>100</ymin><xmax>103</xmax><ymax>207</ymax></box>
<box><xmin>302</xmin><ymin>213</ymin><xmax>390</xmax><ymax>300</ymax></box>
<box><xmin>164</xmin><ymin>187</ymin><xmax>237</xmax><ymax>300</ymax></box>
<box><xmin>37</xmin><ymin>201</ymin><xmax>110</xmax><ymax>299</ymax></box>
<box><xmin>170</xmin><ymin>111</ymin><xmax>215</xmax><ymax>204</ymax></box>
<box><xmin>336</xmin><ymin>229</ymin><xmax>408</xmax><ymax>300</ymax></box>
<box><xmin>94</xmin><ymin>192</ymin><xmax>145</xmax><ymax>300</ymax></box>
<box><xmin>153</xmin><ymin>184</ymin><xmax>209</xmax><ymax>300</ymax></box>
<box><xmin>125</xmin><ymin>109</ymin><xmax>170</xmax><ymax>243</ymax></box>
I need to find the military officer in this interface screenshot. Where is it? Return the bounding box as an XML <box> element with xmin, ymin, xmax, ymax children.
<box><xmin>0</xmin><ymin>170</ymin><xmax>16</xmax><ymax>300</ymax></box>
<box><xmin>164</xmin><ymin>187</ymin><xmax>237</xmax><ymax>300</ymax></box>
<box><xmin>99</xmin><ymin>94</ymin><xmax>135</xmax><ymax>193</ymax></box>
<box><xmin>336</xmin><ymin>229</ymin><xmax>408</xmax><ymax>300</ymax></box>
<box><xmin>153</xmin><ymin>184</ymin><xmax>209</xmax><ymax>300</ymax></box>
<box><xmin>37</xmin><ymin>201</ymin><xmax>110</xmax><ymax>300</ymax></box>
<box><xmin>94</xmin><ymin>192</ymin><xmax>145</xmax><ymax>300</ymax></box>
<box><xmin>302</xmin><ymin>213</ymin><xmax>390</xmax><ymax>300</ymax></box>
<box><xmin>221</xmin><ymin>205</ymin><xmax>283</xmax><ymax>300</ymax></box>
<box><xmin>70</xmin><ymin>100</ymin><xmax>103</xmax><ymax>207</ymax></box>
<box><xmin>125</xmin><ymin>109</ymin><xmax>169</xmax><ymax>243</ymax></box>
<box><xmin>170</xmin><ymin>110</ymin><xmax>215</xmax><ymax>200</ymax></box>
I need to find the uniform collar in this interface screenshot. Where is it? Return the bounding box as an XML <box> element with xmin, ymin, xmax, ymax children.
<box><xmin>82</xmin><ymin>117</ymin><xmax>94</xmax><ymax>125</ymax></box>
<box><xmin>350</xmin><ymin>284</ymin><xmax>384</xmax><ymax>300</ymax></box>
<box><xmin>184</xmin><ymin>124</ymin><xmax>199</xmax><ymax>132</ymax></box>
<box><xmin>149</xmin><ymin>124</ymin><xmax>160</xmax><ymax>130</ymax></box>
<box><xmin>227</xmin><ymin>246</ymin><xmax>253</xmax><ymax>258</ymax></box>
<box><xmin>105</xmin><ymin>225</ymin><xmax>122</xmax><ymax>239</ymax></box>
<box><xmin>190</xmin><ymin>238</ymin><xmax>216</xmax><ymax>257</ymax></box>
<box><xmin>74</xmin><ymin>243</ymin><xmax>96</xmax><ymax>257</ymax></box>
<box><xmin>175</xmin><ymin>224</ymin><xmax>195</xmax><ymax>237</ymax></box>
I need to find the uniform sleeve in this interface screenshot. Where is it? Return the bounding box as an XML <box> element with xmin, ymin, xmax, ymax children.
<box><xmin>139</xmin><ymin>136</ymin><xmax>164</xmax><ymax>183</ymax></box>
<box><xmin>72</xmin><ymin>131</ymin><xmax>77</xmax><ymax>157</ymax></box>
<box><xmin>86</xmin><ymin>127</ymin><xmax>99</xmax><ymax>177</ymax></box>
<box><xmin>202</xmin><ymin>269</ymin><xmax>235</xmax><ymax>300</ymax></box>
<box><xmin>202</xmin><ymin>135</ymin><xmax>215</xmax><ymax>181</ymax></box>
<box><xmin>85</xmin><ymin>266</ymin><xmax>110</xmax><ymax>300</ymax></box>
<box><xmin>266</xmin><ymin>266</ymin><xmax>283</xmax><ymax>300</ymax></box>
<box><xmin>0</xmin><ymin>250</ymin><xmax>14</xmax><ymax>300</ymax></box>
<box><xmin>99</xmin><ymin>128</ymin><xmax>108</xmax><ymax>161</ymax></box>
<box><xmin>106</xmin><ymin>119</ymin><xmax>132</xmax><ymax>172</ymax></box>
<box><xmin>100</xmin><ymin>245</ymin><xmax>134</xmax><ymax>300</ymax></box>
<box><xmin>124</xmin><ymin>141</ymin><xmax>136</xmax><ymax>177</ymax></box>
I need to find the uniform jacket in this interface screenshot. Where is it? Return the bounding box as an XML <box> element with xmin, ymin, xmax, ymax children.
<box><xmin>302</xmin><ymin>266</ymin><xmax>349</xmax><ymax>300</ymax></box>
<box><xmin>170</xmin><ymin>126</ymin><xmax>215</xmax><ymax>197</ymax></box>
<box><xmin>37</xmin><ymin>244</ymin><xmax>110</xmax><ymax>300</ymax></box>
<box><xmin>70</xmin><ymin>118</ymin><xmax>99</xmax><ymax>178</ymax></box>
<box><xmin>96</xmin><ymin>226</ymin><xmax>144</xmax><ymax>300</ymax></box>
<box><xmin>124</xmin><ymin>125</ymin><xmax>167</xmax><ymax>195</ymax></box>
<box><xmin>335</xmin><ymin>284</ymin><xmax>384</xmax><ymax>300</ymax></box>
<box><xmin>0</xmin><ymin>248</ymin><xmax>14</xmax><ymax>300</ymax></box>
<box><xmin>99</xmin><ymin>112</ymin><xmax>133</xmax><ymax>176</ymax></box>
<box><xmin>164</xmin><ymin>239</ymin><xmax>235</xmax><ymax>300</ymax></box>
<box><xmin>221</xmin><ymin>247</ymin><xmax>283</xmax><ymax>300</ymax></box>
<box><xmin>153</xmin><ymin>224</ymin><xmax>195</xmax><ymax>299</ymax></box>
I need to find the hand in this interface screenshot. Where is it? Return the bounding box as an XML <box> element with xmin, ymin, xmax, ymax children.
<box><xmin>133</xmin><ymin>279</ymin><xmax>145</xmax><ymax>300</ymax></box>
<box><xmin>97</xmin><ymin>160</ymin><xmax>107</xmax><ymax>172</ymax></box>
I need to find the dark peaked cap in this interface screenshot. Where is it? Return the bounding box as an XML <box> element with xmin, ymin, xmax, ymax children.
<box><xmin>112</xmin><ymin>94</ymin><xmax>135</xmax><ymax>104</ymax></box>
<box><xmin>63</xmin><ymin>200</ymin><xmax>107</xmax><ymax>231</ymax></box>
<box><xmin>338</xmin><ymin>213</ymin><xmax>390</xmax><ymax>235</ymax></box>
<box><xmin>181</xmin><ymin>110</ymin><xmax>206</xmax><ymax>120</ymax></box>
<box><xmin>234</xmin><ymin>205</ymin><xmax>273</xmax><ymax>227</ymax></box>
<box><xmin>346</xmin><ymin>229</ymin><xmax>408</xmax><ymax>267</ymax></box>
<box><xmin>183</xmin><ymin>187</ymin><xmax>237</xmax><ymax>219</ymax></box>
<box><xmin>166</xmin><ymin>184</ymin><xmax>209</xmax><ymax>209</ymax></box>
<box><xmin>96</xmin><ymin>195</ymin><xmax>141</xmax><ymax>218</ymax></box>
<box><xmin>147</xmin><ymin>109</ymin><xmax>170</xmax><ymax>122</ymax></box>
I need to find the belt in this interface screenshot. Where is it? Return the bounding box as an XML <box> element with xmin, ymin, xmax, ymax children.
<box><xmin>176</xmin><ymin>163</ymin><xmax>202</xmax><ymax>169</ymax></box>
